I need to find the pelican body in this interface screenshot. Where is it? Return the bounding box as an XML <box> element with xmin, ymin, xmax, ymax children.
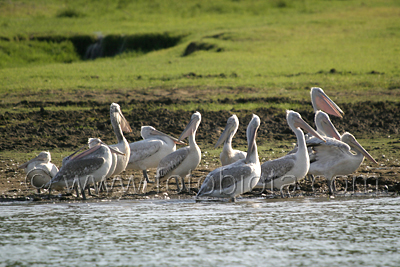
<box><xmin>156</xmin><ymin>112</ymin><xmax>202</xmax><ymax>192</ymax></box>
<box><xmin>215</xmin><ymin>114</ymin><xmax>246</xmax><ymax>166</ymax></box>
<box><xmin>127</xmin><ymin>126</ymin><xmax>185</xmax><ymax>183</ymax></box>
<box><xmin>197</xmin><ymin>114</ymin><xmax>261</xmax><ymax>201</ymax></box>
<box><xmin>257</xmin><ymin>111</ymin><xmax>325</xmax><ymax>191</ymax></box>
<box><xmin>18</xmin><ymin>151</ymin><xmax>59</xmax><ymax>192</ymax></box>
<box><xmin>307</xmin><ymin>132</ymin><xmax>377</xmax><ymax>194</ymax></box>
<box><xmin>47</xmin><ymin>138</ymin><xmax>124</xmax><ymax>199</ymax></box>
<box><xmin>109</xmin><ymin>103</ymin><xmax>132</xmax><ymax>176</ymax></box>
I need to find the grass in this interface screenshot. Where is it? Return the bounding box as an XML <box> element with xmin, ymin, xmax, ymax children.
<box><xmin>0</xmin><ymin>0</ymin><xmax>399</xmax><ymax>105</ymax></box>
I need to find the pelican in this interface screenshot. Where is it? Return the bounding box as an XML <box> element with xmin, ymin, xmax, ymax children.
<box><xmin>256</xmin><ymin>111</ymin><xmax>326</xmax><ymax>193</ymax></box>
<box><xmin>155</xmin><ymin>112</ymin><xmax>202</xmax><ymax>192</ymax></box>
<box><xmin>307</xmin><ymin>132</ymin><xmax>377</xmax><ymax>194</ymax></box>
<box><xmin>47</xmin><ymin>138</ymin><xmax>124</xmax><ymax>199</ymax></box>
<box><xmin>314</xmin><ymin>110</ymin><xmax>342</xmax><ymax>140</ymax></box>
<box><xmin>311</xmin><ymin>87</ymin><xmax>344</xmax><ymax>118</ymax></box>
<box><xmin>215</xmin><ymin>114</ymin><xmax>247</xmax><ymax>166</ymax></box>
<box><xmin>127</xmin><ymin>126</ymin><xmax>185</xmax><ymax>189</ymax></box>
<box><xmin>109</xmin><ymin>103</ymin><xmax>132</xmax><ymax>176</ymax></box>
<box><xmin>18</xmin><ymin>151</ymin><xmax>59</xmax><ymax>193</ymax></box>
<box><xmin>288</xmin><ymin>110</ymin><xmax>341</xmax><ymax>155</ymax></box>
<box><xmin>197</xmin><ymin>114</ymin><xmax>261</xmax><ymax>202</ymax></box>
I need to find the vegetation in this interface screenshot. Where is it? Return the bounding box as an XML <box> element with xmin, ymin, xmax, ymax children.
<box><xmin>0</xmin><ymin>0</ymin><xmax>399</xmax><ymax>105</ymax></box>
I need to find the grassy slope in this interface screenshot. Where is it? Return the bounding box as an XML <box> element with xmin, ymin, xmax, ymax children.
<box><xmin>0</xmin><ymin>0</ymin><xmax>399</xmax><ymax>105</ymax></box>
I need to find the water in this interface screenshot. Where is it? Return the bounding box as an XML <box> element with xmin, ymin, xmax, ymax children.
<box><xmin>1</xmin><ymin>196</ymin><xmax>400</xmax><ymax>267</ymax></box>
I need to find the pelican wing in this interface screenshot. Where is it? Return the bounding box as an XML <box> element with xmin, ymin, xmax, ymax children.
<box><xmin>307</xmin><ymin>136</ymin><xmax>349</xmax><ymax>150</ymax></box>
<box><xmin>261</xmin><ymin>155</ymin><xmax>296</xmax><ymax>183</ymax></box>
<box><xmin>198</xmin><ymin>160</ymin><xmax>253</xmax><ymax>195</ymax></box>
<box><xmin>156</xmin><ymin>147</ymin><xmax>189</xmax><ymax>179</ymax></box>
<box><xmin>129</xmin><ymin>139</ymin><xmax>161</xmax><ymax>163</ymax></box>
<box><xmin>50</xmin><ymin>158</ymin><xmax>105</xmax><ymax>183</ymax></box>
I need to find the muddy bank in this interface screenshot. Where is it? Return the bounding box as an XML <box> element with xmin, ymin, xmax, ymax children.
<box><xmin>1</xmin><ymin>99</ymin><xmax>399</xmax><ymax>152</ymax></box>
<box><xmin>1</xmin><ymin>96</ymin><xmax>399</xmax><ymax>202</ymax></box>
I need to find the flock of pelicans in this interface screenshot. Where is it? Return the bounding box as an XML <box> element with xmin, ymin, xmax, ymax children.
<box><xmin>18</xmin><ymin>87</ymin><xmax>378</xmax><ymax>201</ymax></box>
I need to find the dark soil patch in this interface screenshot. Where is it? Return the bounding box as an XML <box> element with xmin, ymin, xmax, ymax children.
<box><xmin>1</xmin><ymin>92</ymin><xmax>399</xmax><ymax>202</ymax></box>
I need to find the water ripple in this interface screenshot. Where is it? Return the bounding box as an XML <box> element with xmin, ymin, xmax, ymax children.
<box><xmin>1</xmin><ymin>197</ymin><xmax>400</xmax><ymax>266</ymax></box>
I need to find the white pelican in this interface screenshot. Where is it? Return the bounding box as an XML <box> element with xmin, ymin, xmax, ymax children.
<box><xmin>313</xmin><ymin>110</ymin><xmax>342</xmax><ymax>140</ymax></box>
<box><xmin>47</xmin><ymin>138</ymin><xmax>124</xmax><ymax>199</ymax></box>
<box><xmin>127</xmin><ymin>126</ymin><xmax>185</xmax><ymax>184</ymax></box>
<box><xmin>109</xmin><ymin>103</ymin><xmax>132</xmax><ymax>176</ymax></box>
<box><xmin>311</xmin><ymin>87</ymin><xmax>344</xmax><ymax>118</ymax></box>
<box><xmin>18</xmin><ymin>151</ymin><xmax>59</xmax><ymax>193</ymax></box>
<box><xmin>288</xmin><ymin>110</ymin><xmax>341</xmax><ymax>155</ymax></box>
<box><xmin>215</xmin><ymin>114</ymin><xmax>247</xmax><ymax>166</ymax></box>
<box><xmin>197</xmin><ymin>114</ymin><xmax>261</xmax><ymax>202</ymax></box>
<box><xmin>307</xmin><ymin>132</ymin><xmax>378</xmax><ymax>194</ymax></box>
<box><xmin>256</xmin><ymin>110</ymin><xmax>326</xmax><ymax>192</ymax></box>
<box><xmin>155</xmin><ymin>112</ymin><xmax>202</xmax><ymax>192</ymax></box>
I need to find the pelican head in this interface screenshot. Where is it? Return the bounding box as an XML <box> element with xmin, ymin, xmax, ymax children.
<box><xmin>110</xmin><ymin>103</ymin><xmax>132</xmax><ymax>133</ymax></box>
<box><xmin>89</xmin><ymin>137</ymin><xmax>125</xmax><ymax>156</ymax></box>
<box><xmin>286</xmin><ymin>110</ymin><xmax>326</xmax><ymax>142</ymax></box>
<box><xmin>18</xmin><ymin>151</ymin><xmax>51</xmax><ymax>169</ymax></box>
<box><xmin>179</xmin><ymin>111</ymin><xmax>202</xmax><ymax>141</ymax></box>
<box><xmin>341</xmin><ymin>132</ymin><xmax>378</xmax><ymax>164</ymax></box>
<box><xmin>245</xmin><ymin>114</ymin><xmax>260</xmax><ymax>162</ymax></box>
<box><xmin>141</xmin><ymin>126</ymin><xmax>185</xmax><ymax>145</ymax></box>
<box><xmin>311</xmin><ymin>87</ymin><xmax>344</xmax><ymax>118</ymax></box>
<box><xmin>88</xmin><ymin>138</ymin><xmax>102</xmax><ymax>148</ymax></box>
<box><xmin>215</xmin><ymin>114</ymin><xmax>239</xmax><ymax>148</ymax></box>
<box><xmin>314</xmin><ymin>111</ymin><xmax>341</xmax><ymax>140</ymax></box>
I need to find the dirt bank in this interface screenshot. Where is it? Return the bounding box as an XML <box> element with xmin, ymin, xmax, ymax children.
<box><xmin>1</xmin><ymin>92</ymin><xmax>399</xmax><ymax>202</ymax></box>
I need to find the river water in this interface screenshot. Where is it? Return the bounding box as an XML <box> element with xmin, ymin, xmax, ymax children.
<box><xmin>1</xmin><ymin>196</ymin><xmax>399</xmax><ymax>266</ymax></box>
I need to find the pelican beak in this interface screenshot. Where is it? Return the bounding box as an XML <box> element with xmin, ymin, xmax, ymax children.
<box><xmin>119</xmin><ymin>110</ymin><xmax>132</xmax><ymax>133</ymax></box>
<box><xmin>151</xmin><ymin>129</ymin><xmax>186</xmax><ymax>145</ymax></box>
<box><xmin>18</xmin><ymin>158</ymin><xmax>36</xmax><ymax>169</ymax></box>
<box><xmin>294</xmin><ymin>117</ymin><xmax>326</xmax><ymax>142</ymax></box>
<box><xmin>245</xmin><ymin>114</ymin><xmax>260</xmax><ymax>163</ymax></box>
<box><xmin>72</xmin><ymin>145</ymin><xmax>102</xmax><ymax>161</ymax></box>
<box><xmin>108</xmin><ymin>146</ymin><xmax>126</xmax><ymax>156</ymax></box>
<box><xmin>18</xmin><ymin>154</ymin><xmax>47</xmax><ymax>169</ymax></box>
<box><xmin>179</xmin><ymin>117</ymin><xmax>198</xmax><ymax>141</ymax></box>
<box><xmin>246</xmin><ymin>130</ymin><xmax>257</xmax><ymax>163</ymax></box>
<box><xmin>67</xmin><ymin>144</ymin><xmax>88</xmax><ymax>161</ymax></box>
<box><xmin>319</xmin><ymin>115</ymin><xmax>342</xmax><ymax>140</ymax></box>
<box><xmin>215</xmin><ymin>121</ymin><xmax>235</xmax><ymax>148</ymax></box>
<box><xmin>350</xmin><ymin>139</ymin><xmax>378</xmax><ymax>164</ymax></box>
<box><xmin>312</xmin><ymin>87</ymin><xmax>344</xmax><ymax>118</ymax></box>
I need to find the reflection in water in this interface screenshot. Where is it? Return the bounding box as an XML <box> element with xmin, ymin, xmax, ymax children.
<box><xmin>1</xmin><ymin>197</ymin><xmax>400</xmax><ymax>266</ymax></box>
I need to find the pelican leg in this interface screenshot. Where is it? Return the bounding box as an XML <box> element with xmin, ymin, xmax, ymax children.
<box><xmin>87</xmin><ymin>186</ymin><xmax>92</xmax><ymax>196</ymax></box>
<box><xmin>175</xmin><ymin>176</ymin><xmax>181</xmax><ymax>192</ymax></box>
<box><xmin>310</xmin><ymin>175</ymin><xmax>315</xmax><ymax>192</ymax></box>
<box><xmin>75</xmin><ymin>186</ymin><xmax>80</xmax><ymax>198</ymax></box>
<box><xmin>178</xmin><ymin>176</ymin><xmax>188</xmax><ymax>193</ymax></box>
<box><xmin>333</xmin><ymin>178</ymin><xmax>337</xmax><ymax>192</ymax></box>
<box><xmin>292</xmin><ymin>178</ymin><xmax>299</xmax><ymax>193</ymax></box>
<box><xmin>328</xmin><ymin>179</ymin><xmax>335</xmax><ymax>195</ymax></box>
<box><xmin>143</xmin><ymin>170</ymin><xmax>154</xmax><ymax>183</ymax></box>
<box><xmin>142</xmin><ymin>179</ymin><xmax>147</xmax><ymax>194</ymax></box>
<box><xmin>280</xmin><ymin>187</ymin><xmax>284</xmax><ymax>198</ymax></box>
<box><xmin>81</xmin><ymin>187</ymin><xmax>87</xmax><ymax>200</ymax></box>
<box><xmin>48</xmin><ymin>187</ymin><xmax>52</xmax><ymax>199</ymax></box>
<box><xmin>98</xmin><ymin>181</ymin><xmax>104</xmax><ymax>192</ymax></box>
<box><xmin>77</xmin><ymin>179</ymin><xmax>86</xmax><ymax>200</ymax></box>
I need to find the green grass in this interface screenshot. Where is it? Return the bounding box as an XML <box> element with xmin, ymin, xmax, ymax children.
<box><xmin>0</xmin><ymin>0</ymin><xmax>399</xmax><ymax>105</ymax></box>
